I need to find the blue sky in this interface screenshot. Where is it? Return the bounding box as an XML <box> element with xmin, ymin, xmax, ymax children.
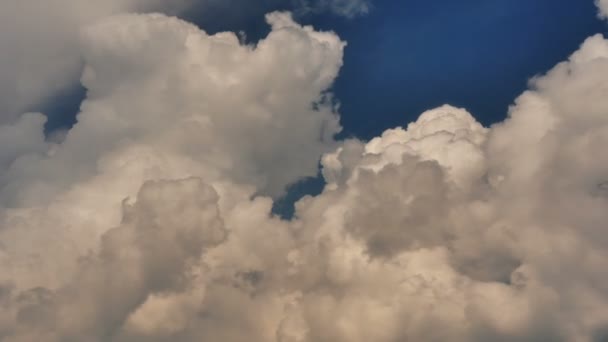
<box><xmin>318</xmin><ymin>0</ymin><xmax>606</xmax><ymax>138</ymax></box>
<box><xmin>40</xmin><ymin>0</ymin><xmax>607</xmax><ymax>216</ymax></box>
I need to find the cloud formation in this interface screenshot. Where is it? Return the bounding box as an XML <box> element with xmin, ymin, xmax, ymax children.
<box><xmin>0</xmin><ymin>0</ymin><xmax>368</xmax><ymax>122</ymax></box>
<box><xmin>0</xmin><ymin>11</ymin><xmax>343</xmax><ymax>294</ymax></box>
<box><xmin>0</xmin><ymin>3</ymin><xmax>607</xmax><ymax>342</ymax></box>
<box><xmin>0</xmin><ymin>0</ymin><xmax>190</xmax><ymax>121</ymax></box>
<box><xmin>598</xmin><ymin>0</ymin><xmax>608</xmax><ymax>18</ymax></box>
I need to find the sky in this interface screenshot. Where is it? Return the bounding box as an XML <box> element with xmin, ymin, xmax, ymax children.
<box><xmin>1</xmin><ymin>0</ymin><xmax>608</xmax><ymax>341</ymax></box>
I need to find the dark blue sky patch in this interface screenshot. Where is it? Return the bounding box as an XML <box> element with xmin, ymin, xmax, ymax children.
<box><xmin>38</xmin><ymin>83</ymin><xmax>86</xmax><ymax>135</ymax></box>
<box><xmin>272</xmin><ymin>169</ymin><xmax>326</xmax><ymax>219</ymax></box>
<box><xmin>301</xmin><ymin>0</ymin><xmax>607</xmax><ymax>139</ymax></box>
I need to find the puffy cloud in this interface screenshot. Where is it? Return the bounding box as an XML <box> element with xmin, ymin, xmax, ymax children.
<box><xmin>597</xmin><ymin>0</ymin><xmax>608</xmax><ymax>18</ymax></box>
<box><xmin>1</xmin><ymin>178</ymin><xmax>226</xmax><ymax>341</ymax></box>
<box><xmin>0</xmin><ymin>0</ymin><xmax>192</xmax><ymax>121</ymax></box>
<box><xmin>0</xmin><ymin>4</ymin><xmax>607</xmax><ymax>342</ymax></box>
<box><xmin>0</xmin><ymin>11</ymin><xmax>343</xmax><ymax>294</ymax></box>
<box><xmin>280</xmin><ymin>34</ymin><xmax>608</xmax><ymax>341</ymax></box>
<box><xmin>0</xmin><ymin>0</ymin><xmax>370</xmax><ymax>123</ymax></box>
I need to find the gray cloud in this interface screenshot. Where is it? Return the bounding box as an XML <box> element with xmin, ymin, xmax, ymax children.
<box><xmin>0</xmin><ymin>0</ymin><xmax>193</xmax><ymax>122</ymax></box>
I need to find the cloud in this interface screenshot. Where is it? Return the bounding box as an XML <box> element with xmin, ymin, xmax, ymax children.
<box><xmin>597</xmin><ymin>0</ymin><xmax>608</xmax><ymax>18</ymax></box>
<box><xmin>0</xmin><ymin>0</ymin><xmax>370</xmax><ymax>123</ymax></box>
<box><xmin>0</xmin><ymin>4</ymin><xmax>607</xmax><ymax>342</ymax></box>
<box><xmin>309</xmin><ymin>33</ymin><xmax>608</xmax><ymax>340</ymax></box>
<box><xmin>0</xmin><ymin>11</ymin><xmax>343</xmax><ymax>206</ymax></box>
<box><xmin>0</xmin><ymin>11</ymin><xmax>343</xmax><ymax>297</ymax></box>
<box><xmin>1</xmin><ymin>178</ymin><xmax>226</xmax><ymax>341</ymax></box>
<box><xmin>0</xmin><ymin>0</ymin><xmax>193</xmax><ymax>122</ymax></box>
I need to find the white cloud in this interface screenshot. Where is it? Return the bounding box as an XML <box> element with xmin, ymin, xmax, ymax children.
<box><xmin>0</xmin><ymin>11</ymin><xmax>343</xmax><ymax>205</ymax></box>
<box><xmin>0</xmin><ymin>11</ymin><xmax>344</xmax><ymax>296</ymax></box>
<box><xmin>0</xmin><ymin>0</ymin><xmax>370</xmax><ymax>123</ymax></box>
<box><xmin>0</xmin><ymin>3</ymin><xmax>607</xmax><ymax>342</ymax></box>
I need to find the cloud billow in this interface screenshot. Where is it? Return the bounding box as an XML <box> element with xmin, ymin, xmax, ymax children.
<box><xmin>0</xmin><ymin>2</ymin><xmax>608</xmax><ymax>342</ymax></box>
<box><xmin>598</xmin><ymin>0</ymin><xmax>608</xmax><ymax>18</ymax></box>
<box><xmin>0</xmin><ymin>0</ymin><xmax>367</xmax><ymax>122</ymax></box>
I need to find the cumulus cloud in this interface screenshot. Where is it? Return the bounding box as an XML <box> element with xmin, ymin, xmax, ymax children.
<box><xmin>597</xmin><ymin>0</ymin><xmax>608</xmax><ymax>18</ymax></box>
<box><xmin>0</xmin><ymin>3</ymin><xmax>608</xmax><ymax>342</ymax></box>
<box><xmin>0</xmin><ymin>0</ymin><xmax>370</xmax><ymax>122</ymax></box>
<box><xmin>0</xmin><ymin>0</ymin><xmax>193</xmax><ymax>121</ymax></box>
<box><xmin>0</xmin><ymin>11</ymin><xmax>343</xmax><ymax>293</ymax></box>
